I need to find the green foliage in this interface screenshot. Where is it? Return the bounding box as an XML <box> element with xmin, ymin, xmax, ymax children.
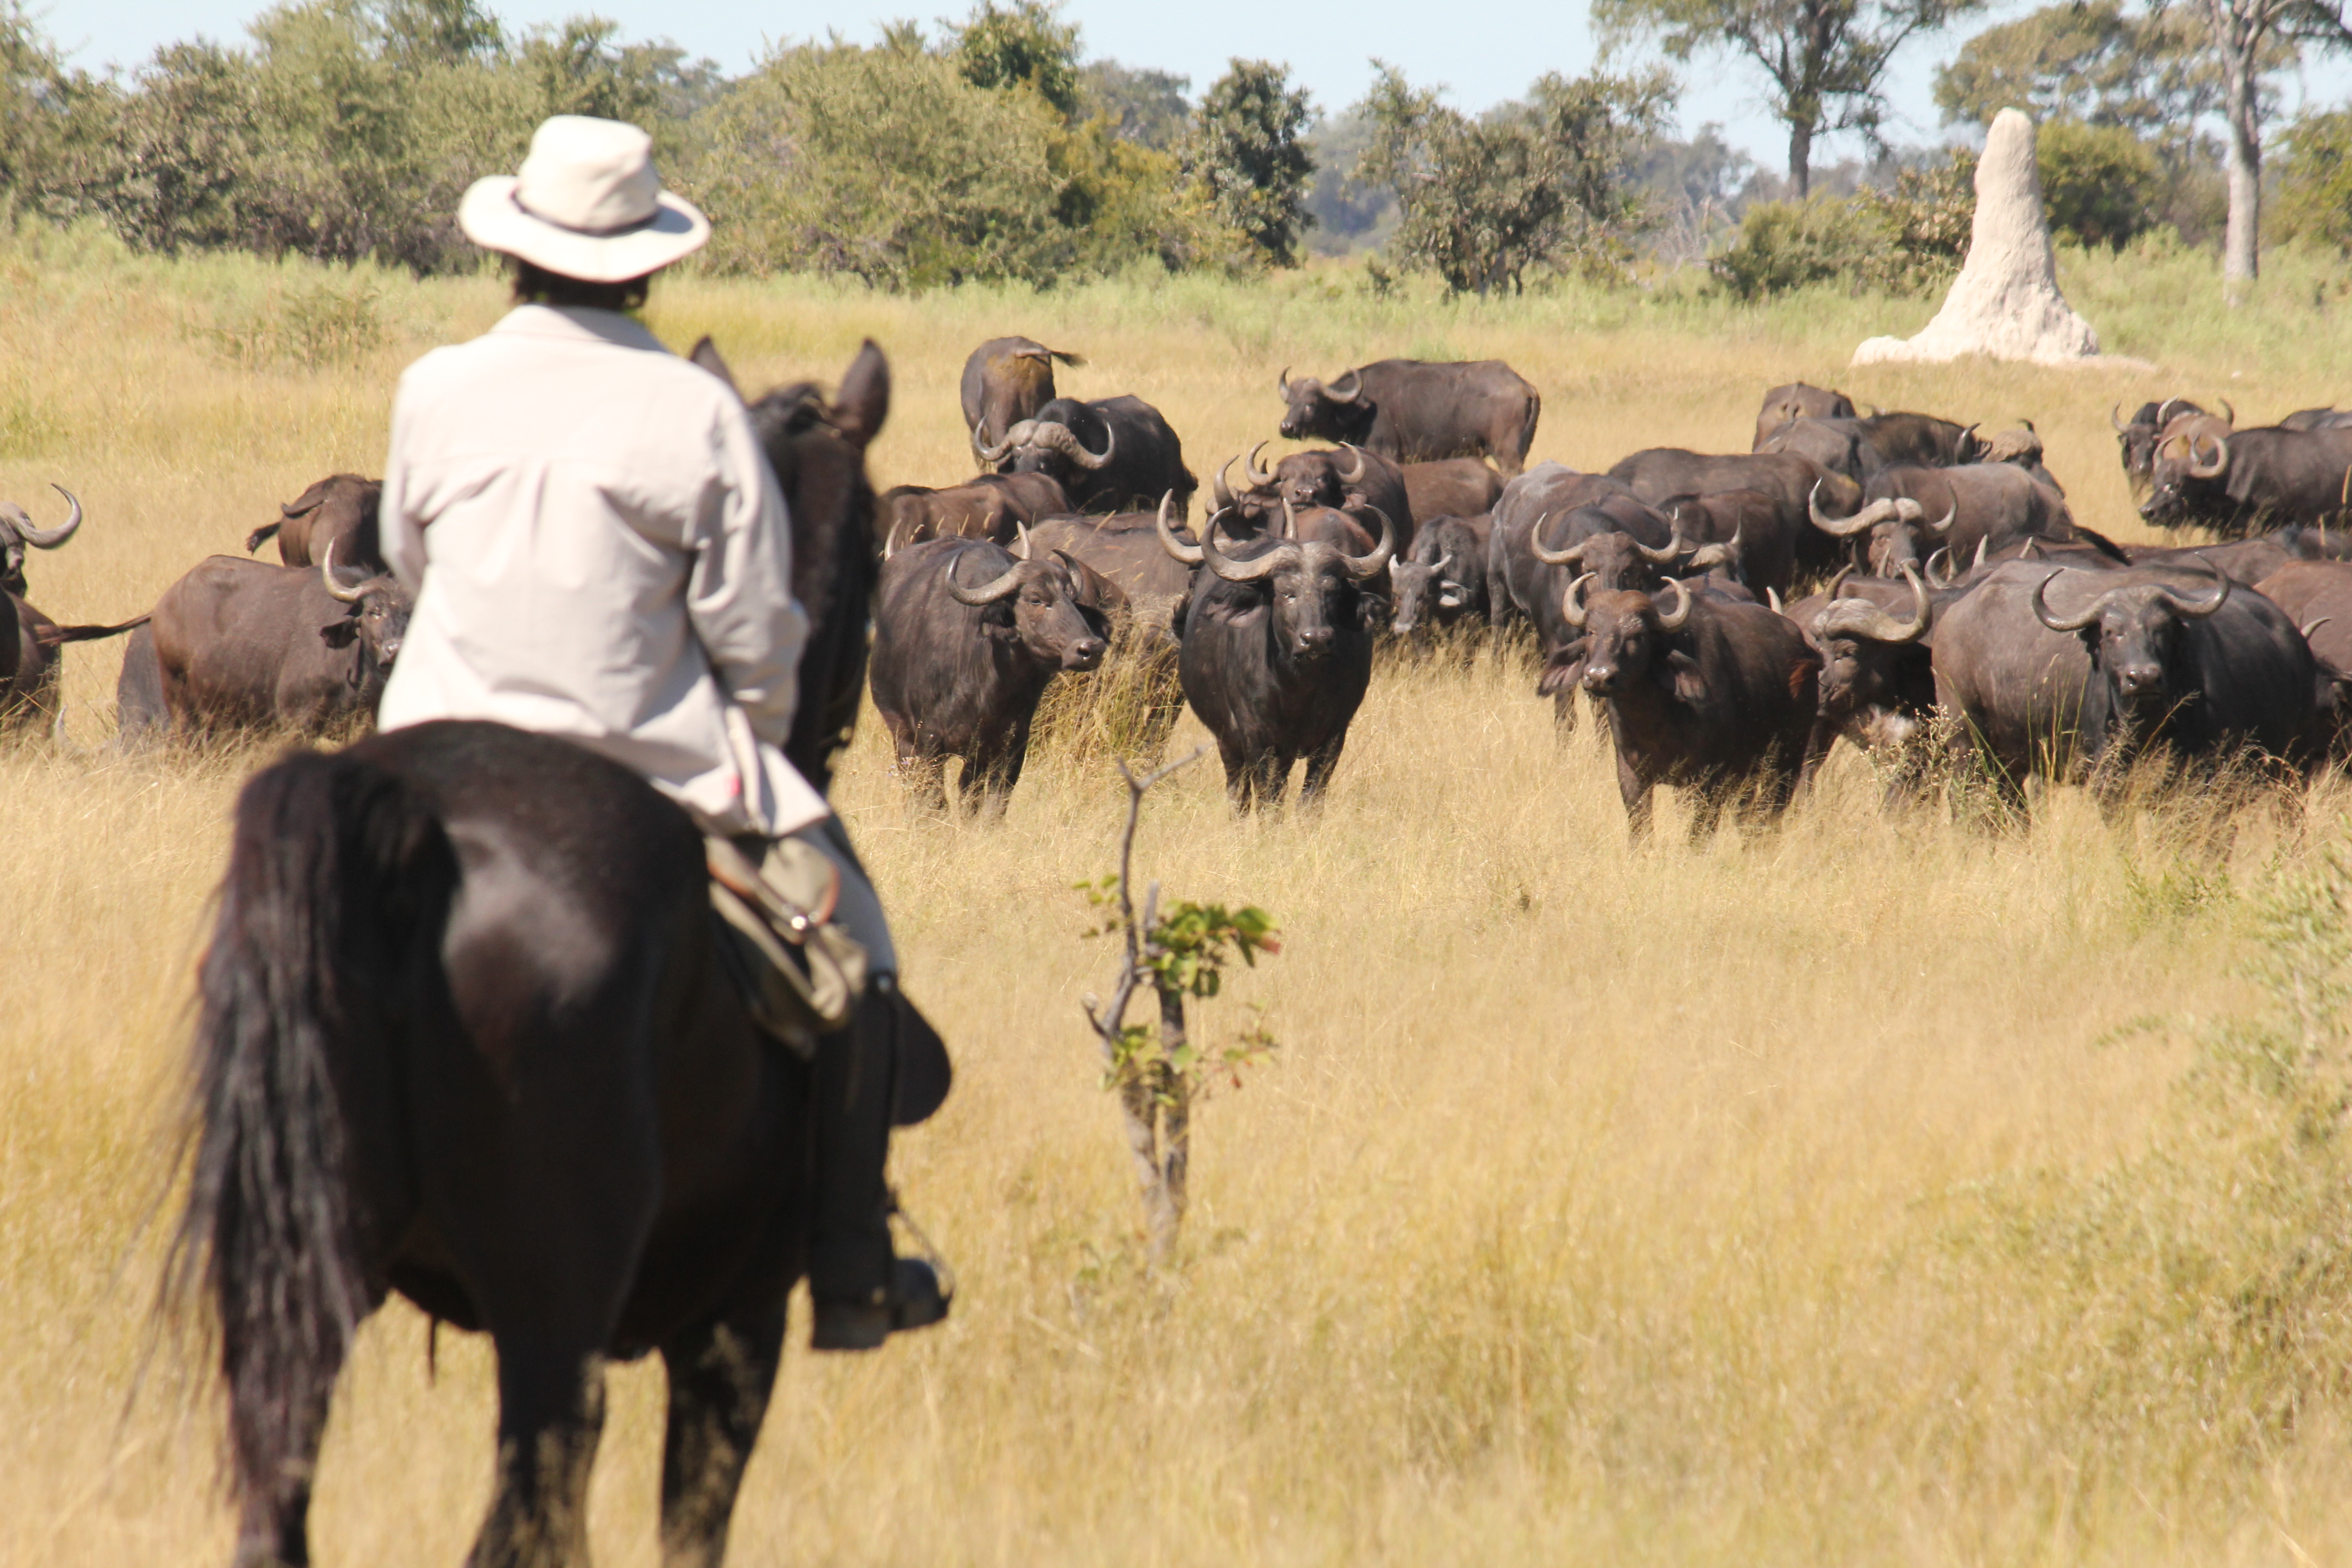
<box><xmin>1083</xmin><ymin>60</ymin><xmax>1191</xmax><ymax>149</ymax></box>
<box><xmin>1078</xmin><ymin>875</ymin><xmax>1281</xmax><ymax>1098</ymax></box>
<box><xmin>1932</xmin><ymin>0</ymin><xmax>2233</xmax><ymax>140</ymax></box>
<box><xmin>946</xmin><ymin>0</ymin><xmax>1082</xmax><ymax>117</ymax></box>
<box><xmin>1711</xmin><ymin>151</ymin><xmax>1971</xmax><ymax>299</ymax></box>
<box><xmin>1354</xmin><ymin>63</ymin><xmax>1671</xmax><ymax>295</ymax></box>
<box><xmin>1596</xmin><ymin>0</ymin><xmax>1984</xmax><ymax>193</ymax></box>
<box><xmin>2277</xmin><ymin>108</ymin><xmax>2352</xmax><ymax>253</ymax></box>
<box><xmin>1185</xmin><ymin>59</ymin><xmax>1316</xmax><ymax>268</ymax></box>
<box><xmin>2037</xmin><ymin>118</ymin><xmax>2160</xmax><ymax>250</ymax></box>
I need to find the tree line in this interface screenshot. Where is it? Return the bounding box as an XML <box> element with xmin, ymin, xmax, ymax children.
<box><xmin>4</xmin><ymin>0</ymin><xmax>2351</xmax><ymax>299</ymax></box>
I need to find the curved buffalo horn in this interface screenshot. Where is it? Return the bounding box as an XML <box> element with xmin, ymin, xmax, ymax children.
<box><xmin>2219</xmin><ymin>397</ymin><xmax>2235</xmax><ymax>426</ymax></box>
<box><xmin>1767</xmin><ymin>587</ymin><xmax>1783</xmax><ymax>614</ymax></box>
<box><xmin>1652</xmin><ymin>575</ymin><xmax>1694</xmax><ymax>632</ymax></box>
<box><xmin>1243</xmin><ymin>441</ymin><xmax>1278</xmax><ymax>487</ymax></box>
<box><xmin>1433</xmin><ymin>552</ymin><xmax>1457</xmax><ymax>578</ymax></box>
<box><xmin>321</xmin><ymin>537</ymin><xmax>366</xmax><ymax>603</ymax></box>
<box><xmin>1924</xmin><ymin>545</ymin><xmax>1956</xmax><ymax>590</ymax></box>
<box><xmin>2303</xmin><ymin>616</ymin><xmax>2333</xmax><ymax>641</ymax></box>
<box><xmin>1683</xmin><ymin>525</ymin><xmax>1739</xmax><ymax>572</ymax></box>
<box><xmin>1560</xmin><ymin>571</ymin><xmax>1595</xmax><ymax>629</ymax></box>
<box><xmin>975</xmin><ymin>419</ymin><xmax>1027</xmax><ymax>465</ymax></box>
<box><xmin>1637</xmin><ymin>524</ymin><xmax>1688</xmax><ymax>565</ymax></box>
<box><xmin>1974</xmin><ymin>536</ymin><xmax>1989</xmax><ymax>569</ymax></box>
<box><xmin>945</xmin><ymin>548</ymin><xmax>1027</xmax><ymax>606</ymax></box>
<box><xmin>1960</xmin><ymin>422</ymin><xmax>1981</xmax><ymax>453</ymax></box>
<box><xmin>1034</xmin><ymin>420</ymin><xmax>1115</xmax><ymax>470</ymax></box>
<box><xmin>1327</xmin><ymin>368</ymin><xmax>1363</xmax><ymax>403</ymax></box>
<box><xmin>2019</xmin><ymin>538</ymin><xmax>2042</xmax><ymax>559</ymax></box>
<box><xmin>1825</xmin><ymin>565</ymin><xmax>1855</xmax><ymax>600</ymax></box>
<box><xmin>1527</xmin><ymin>513</ymin><xmax>1581</xmax><ymax>566</ymax></box>
<box><xmin>2110</xmin><ymin>402</ymin><xmax>2129</xmax><ymax>433</ymax></box>
<box><xmin>1335</xmin><ymin>443</ymin><xmax>1367</xmax><ymax>484</ymax></box>
<box><xmin>2189</xmin><ymin>433</ymin><xmax>2229</xmax><ymax>479</ymax></box>
<box><xmin>1012</xmin><ymin>521</ymin><xmax>1033</xmax><ymax>561</ymax></box>
<box><xmin>2031</xmin><ymin>568</ymin><xmax>2104</xmax><ymax>632</ymax></box>
<box><xmin>17</xmin><ymin>484</ymin><xmax>83</xmax><ymax>549</ymax></box>
<box><xmin>1277</xmin><ymin>365</ymin><xmax>1292</xmax><ymax>399</ymax></box>
<box><xmin>1203</xmin><ymin>516</ymin><xmax>1291</xmax><ymax>582</ymax></box>
<box><xmin>1341</xmin><ymin>506</ymin><xmax>1397</xmax><ymax>580</ymax></box>
<box><xmin>1819</xmin><ymin>562</ymin><xmax>1931</xmax><ymax>644</ymax></box>
<box><xmin>1156</xmin><ymin>491</ymin><xmax>1202</xmax><ymax>565</ymax></box>
<box><xmin>1922</xmin><ymin>501</ymin><xmax>1957</xmax><ymax>538</ymax></box>
<box><xmin>2150</xmin><ymin>556</ymin><xmax>2231</xmax><ymax>619</ymax></box>
<box><xmin>1810</xmin><ymin>482</ymin><xmax>1894</xmax><ymax>538</ymax></box>
<box><xmin>2157</xmin><ymin>397</ymin><xmax>2186</xmax><ymax>426</ymax></box>
<box><xmin>1279</xmin><ymin>494</ymin><xmax>1298</xmax><ymax>539</ymax></box>
<box><xmin>1211</xmin><ymin>457</ymin><xmax>1239</xmax><ymax>514</ymax></box>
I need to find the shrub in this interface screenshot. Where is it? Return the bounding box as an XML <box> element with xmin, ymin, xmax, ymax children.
<box><xmin>1712</xmin><ymin>151</ymin><xmax>1971</xmax><ymax>300</ymax></box>
<box><xmin>2277</xmin><ymin>109</ymin><xmax>2352</xmax><ymax>254</ymax></box>
<box><xmin>2038</xmin><ymin>119</ymin><xmax>2160</xmax><ymax>249</ymax></box>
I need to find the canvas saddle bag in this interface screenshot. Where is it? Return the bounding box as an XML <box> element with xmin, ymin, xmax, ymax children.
<box><xmin>705</xmin><ymin>833</ymin><xmax>870</xmax><ymax>1057</ymax></box>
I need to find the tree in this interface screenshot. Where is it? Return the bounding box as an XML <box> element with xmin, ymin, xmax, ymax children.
<box><xmin>1083</xmin><ymin>60</ymin><xmax>1191</xmax><ymax>148</ymax></box>
<box><xmin>2195</xmin><ymin>0</ymin><xmax>2352</xmax><ymax>286</ymax></box>
<box><xmin>1353</xmin><ymin>63</ymin><xmax>1671</xmax><ymax>294</ymax></box>
<box><xmin>2275</xmin><ymin>107</ymin><xmax>2352</xmax><ymax>252</ymax></box>
<box><xmin>1933</xmin><ymin>0</ymin><xmax>2227</xmax><ymax>138</ymax></box>
<box><xmin>946</xmin><ymin>0</ymin><xmax>1081</xmax><ymax>116</ymax></box>
<box><xmin>1186</xmin><ymin>59</ymin><xmax>1315</xmax><ymax>267</ymax></box>
<box><xmin>1597</xmin><ymin>0</ymin><xmax>1984</xmax><ymax>196</ymax></box>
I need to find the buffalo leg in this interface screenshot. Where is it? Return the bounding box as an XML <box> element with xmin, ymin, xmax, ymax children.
<box><xmin>1299</xmin><ymin>734</ymin><xmax>1348</xmax><ymax>806</ymax></box>
<box><xmin>1254</xmin><ymin>752</ymin><xmax>1293</xmax><ymax>811</ymax></box>
<box><xmin>1617</xmin><ymin>754</ymin><xmax>1656</xmax><ymax>839</ymax></box>
<box><xmin>657</xmin><ymin>1303</ymin><xmax>788</xmax><ymax>1568</ymax></box>
<box><xmin>1218</xmin><ymin>741</ymin><xmax>1258</xmax><ymax>811</ymax></box>
<box><xmin>1686</xmin><ymin>786</ymin><xmax>1725</xmax><ymax>843</ymax></box>
<box><xmin>1551</xmin><ymin>687</ymin><xmax>1581</xmax><ymax>739</ymax></box>
<box><xmin>896</xmin><ymin>744</ymin><xmax>949</xmax><ymax>813</ymax></box>
<box><xmin>468</xmin><ymin>1340</ymin><xmax>608</xmax><ymax>1568</ymax></box>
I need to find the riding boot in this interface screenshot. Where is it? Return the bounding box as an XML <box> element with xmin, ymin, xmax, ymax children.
<box><xmin>788</xmin><ymin>819</ymin><xmax>950</xmax><ymax>1352</ymax></box>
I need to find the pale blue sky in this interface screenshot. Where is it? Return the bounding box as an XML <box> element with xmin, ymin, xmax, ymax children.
<box><xmin>50</xmin><ymin>0</ymin><xmax>2352</xmax><ymax>172</ymax></box>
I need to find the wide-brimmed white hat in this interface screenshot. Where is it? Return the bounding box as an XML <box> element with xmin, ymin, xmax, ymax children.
<box><xmin>460</xmin><ymin>115</ymin><xmax>709</xmax><ymax>283</ymax></box>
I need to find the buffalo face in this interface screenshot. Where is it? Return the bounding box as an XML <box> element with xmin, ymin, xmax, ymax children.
<box><xmin>1174</xmin><ymin>505</ymin><xmax>1395</xmax><ymax>659</ymax></box>
<box><xmin>2032</xmin><ymin>563</ymin><xmax>2230</xmax><ymax>730</ymax></box>
<box><xmin>950</xmin><ymin>548</ymin><xmax>1107</xmax><ymax>672</ymax></box>
<box><xmin>1564</xmin><ymin>576</ymin><xmax>1693</xmax><ymax>696</ymax></box>
<box><xmin>0</xmin><ymin>485</ymin><xmax>83</xmax><ymax>597</ymax></box>
<box><xmin>1275</xmin><ymin>367</ymin><xmax>1375</xmax><ymax>445</ymax></box>
<box><xmin>320</xmin><ymin>546</ymin><xmax>413</xmax><ymax>670</ymax></box>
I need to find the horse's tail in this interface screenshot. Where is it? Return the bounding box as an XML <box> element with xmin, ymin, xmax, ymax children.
<box><xmin>167</xmin><ymin>745</ymin><xmax>440</xmax><ymax>1515</ymax></box>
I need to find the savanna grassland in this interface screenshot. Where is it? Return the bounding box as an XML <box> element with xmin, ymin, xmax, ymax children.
<box><xmin>14</xmin><ymin>222</ymin><xmax>2352</xmax><ymax>1565</ymax></box>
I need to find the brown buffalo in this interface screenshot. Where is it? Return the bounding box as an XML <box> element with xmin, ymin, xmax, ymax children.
<box><xmin>961</xmin><ymin>336</ymin><xmax>1084</xmax><ymax>453</ymax></box>
<box><xmin>246</xmin><ymin>474</ymin><xmax>383</xmax><ymax>567</ymax></box>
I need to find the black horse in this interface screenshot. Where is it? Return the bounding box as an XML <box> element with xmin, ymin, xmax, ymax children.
<box><xmin>170</xmin><ymin>342</ymin><xmax>932</xmax><ymax>1568</ymax></box>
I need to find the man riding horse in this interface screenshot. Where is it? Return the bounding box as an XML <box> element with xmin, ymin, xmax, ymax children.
<box><xmin>378</xmin><ymin>114</ymin><xmax>947</xmax><ymax>1349</ymax></box>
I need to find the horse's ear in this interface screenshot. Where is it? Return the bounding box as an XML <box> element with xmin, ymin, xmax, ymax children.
<box><xmin>688</xmin><ymin>335</ymin><xmax>740</xmax><ymax>397</ymax></box>
<box><xmin>833</xmin><ymin>340</ymin><xmax>889</xmax><ymax>451</ymax></box>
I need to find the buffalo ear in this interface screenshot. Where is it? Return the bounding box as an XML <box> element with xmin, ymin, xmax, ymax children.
<box><xmin>688</xmin><ymin>336</ymin><xmax>740</xmax><ymax>397</ymax></box>
<box><xmin>319</xmin><ymin>619</ymin><xmax>359</xmax><ymax>649</ymax></box>
<box><xmin>1666</xmin><ymin>648</ymin><xmax>1705</xmax><ymax>704</ymax></box>
<box><xmin>1536</xmin><ymin>657</ymin><xmax>1585</xmax><ymax>697</ymax></box>
<box><xmin>1358</xmin><ymin>592</ymin><xmax>1389</xmax><ymax>632</ymax></box>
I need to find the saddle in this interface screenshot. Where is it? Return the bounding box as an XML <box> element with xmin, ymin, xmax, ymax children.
<box><xmin>704</xmin><ymin>834</ymin><xmax>951</xmax><ymax>1127</ymax></box>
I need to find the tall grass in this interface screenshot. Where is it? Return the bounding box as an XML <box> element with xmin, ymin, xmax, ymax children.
<box><xmin>9</xmin><ymin>228</ymin><xmax>2352</xmax><ymax>1565</ymax></box>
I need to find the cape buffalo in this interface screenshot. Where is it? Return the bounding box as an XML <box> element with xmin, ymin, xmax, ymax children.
<box><xmin>1210</xmin><ymin>442</ymin><xmax>1415</xmax><ymax>550</ymax></box>
<box><xmin>1486</xmin><ymin>463</ymin><xmax>1660</xmax><ymax>640</ymax></box>
<box><xmin>1389</xmin><ymin>514</ymin><xmax>1493</xmax><ymax>642</ymax></box>
<box><xmin>128</xmin><ymin>544</ymin><xmax>412</xmax><ymax>740</ymax></box>
<box><xmin>1558</xmin><ymin>573</ymin><xmax>1823</xmax><ymax>838</ymax></box>
<box><xmin>2113</xmin><ymin>398</ymin><xmax>2214</xmax><ymax>493</ymax></box>
<box><xmin>1808</xmin><ymin>463</ymin><xmax>2084</xmax><ymax>574</ymax></box>
<box><xmin>1660</xmin><ymin>489</ymin><xmax>1796</xmax><ymax>598</ymax></box>
<box><xmin>1159</xmin><ymin>505</ymin><xmax>1392</xmax><ymax>809</ymax></box>
<box><xmin>2279</xmin><ymin>407</ymin><xmax>2352</xmax><ymax>432</ymax></box>
<box><xmin>1607</xmin><ymin>447</ymin><xmax>1861</xmax><ymax>579</ymax></box>
<box><xmin>2142</xmin><ymin>422</ymin><xmax>2352</xmax><ymax>538</ymax></box>
<box><xmin>1029</xmin><ymin>505</ymin><xmax>1198</xmax><ymax>602</ymax></box>
<box><xmin>1402</xmin><ymin>458</ymin><xmax>1504</xmax><ymax>524</ymax></box>
<box><xmin>978</xmin><ymin>394</ymin><xmax>1196</xmax><ymax>516</ymax></box>
<box><xmin>1</xmin><ymin>592</ymin><xmax>146</xmax><ymax>739</ymax></box>
<box><xmin>1931</xmin><ymin>559</ymin><xmax>2317</xmax><ymax>810</ymax></box>
<box><xmin>0</xmin><ymin>483</ymin><xmax>81</xmax><ymax>597</ymax></box>
<box><xmin>961</xmin><ymin>335</ymin><xmax>1084</xmax><ymax>452</ymax></box>
<box><xmin>246</xmin><ymin>473</ymin><xmax>383</xmax><ymax>567</ymax></box>
<box><xmin>1753</xmin><ymin>382</ymin><xmax>1856</xmax><ymax>448</ymax></box>
<box><xmin>869</xmin><ymin>531</ymin><xmax>1108</xmax><ymax>814</ymax></box>
<box><xmin>1785</xmin><ymin>564</ymin><xmax>1940</xmax><ymax>773</ymax></box>
<box><xmin>1277</xmin><ymin>359</ymin><xmax>1540</xmax><ymax>476</ymax></box>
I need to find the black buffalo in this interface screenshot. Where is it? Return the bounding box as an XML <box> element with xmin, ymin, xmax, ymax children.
<box><xmin>1210</xmin><ymin>442</ymin><xmax>1416</xmax><ymax>551</ymax></box>
<box><xmin>869</xmin><ymin>532</ymin><xmax>1107</xmax><ymax>814</ymax></box>
<box><xmin>1158</xmin><ymin>505</ymin><xmax>1393</xmax><ymax>808</ymax></box>
<box><xmin>246</xmin><ymin>473</ymin><xmax>383</xmax><ymax>567</ymax></box>
<box><xmin>1660</xmin><ymin>489</ymin><xmax>1796</xmax><ymax>599</ymax></box>
<box><xmin>1486</xmin><ymin>463</ymin><xmax>1657</xmax><ymax>634</ymax></box>
<box><xmin>1607</xmin><ymin>447</ymin><xmax>1862</xmax><ymax>580</ymax></box>
<box><xmin>1557</xmin><ymin>574</ymin><xmax>1823</xmax><ymax>837</ymax></box>
<box><xmin>1931</xmin><ymin>559</ymin><xmax>2318</xmax><ymax>810</ymax></box>
<box><xmin>878</xmin><ymin>472</ymin><xmax>1071</xmax><ymax>551</ymax></box>
<box><xmin>961</xmin><ymin>335</ymin><xmax>1084</xmax><ymax>451</ymax></box>
<box><xmin>2142</xmin><ymin>422</ymin><xmax>2352</xmax><ymax>538</ymax></box>
<box><xmin>1785</xmin><ymin>565</ymin><xmax>1942</xmax><ymax>774</ymax></box>
<box><xmin>2</xmin><ymin>594</ymin><xmax>147</xmax><ymax>739</ymax></box>
<box><xmin>1389</xmin><ymin>514</ymin><xmax>1493</xmax><ymax>641</ymax></box>
<box><xmin>977</xmin><ymin>393</ymin><xmax>1196</xmax><ymax>516</ymax></box>
<box><xmin>1808</xmin><ymin>462</ymin><xmax>2084</xmax><ymax>575</ymax></box>
<box><xmin>1753</xmin><ymin>382</ymin><xmax>1857</xmax><ymax>448</ymax></box>
<box><xmin>121</xmin><ymin>546</ymin><xmax>411</xmax><ymax>740</ymax></box>
<box><xmin>0</xmin><ymin>483</ymin><xmax>81</xmax><ymax>598</ymax></box>
<box><xmin>1277</xmin><ymin>359</ymin><xmax>1540</xmax><ymax>476</ymax></box>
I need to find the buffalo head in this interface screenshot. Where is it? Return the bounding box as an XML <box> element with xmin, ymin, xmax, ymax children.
<box><xmin>2140</xmin><ymin>422</ymin><xmax>2233</xmax><ymax>529</ymax></box>
<box><xmin>0</xmin><ymin>484</ymin><xmax>82</xmax><ymax>596</ymax></box>
<box><xmin>1276</xmin><ymin>366</ymin><xmax>1375</xmax><ymax>445</ymax></box>
<box><xmin>1809</xmin><ymin>563</ymin><xmax>1931</xmax><ymax>746</ymax></box>
<box><xmin>319</xmin><ymin>538</ymin><xmax>412</xmax><ymax>670</ymax></box>
<box><xmin>1561</xmin><ymin>573</ymin><xmax>1696</xmax><ymax>697</ymax></box>
<box><xmin>1809</xmin><ymin>482</ymin><xmax>1954</xmax><ymax>575</ymax></box>
<box><xmin>1532</xmin><ymin>513</ymin><xmax>1733</xmax><ymax>593</ymax></box>
<box><xmin>974</xmin><ymin>397</ymin><xmax>1116</xmax><ymax>485</ymax></box>
<box><xmin>1387</xmin><ymin>532</ymin><xmax>1465</xmax><ymax>635</ymax></box>
<box><xmin>2032</xmin><ymin>559</ymin><xmax>2230</xmax><ymax>723</ymax></box>
<box><xmin>946</xmin><ymin>528</ymin><xmax>1107</xmax><ymax>672</ymax></box>
<box><xmin>1162</xmin><ymin>495</ymin><xmax>1393</xmax><ymax>659</ymax></box>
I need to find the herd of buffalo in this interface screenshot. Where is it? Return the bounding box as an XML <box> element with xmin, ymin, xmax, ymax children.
<box><xmin>12</xmin><ymin>333</ymin><xmax>2352</xmax><ymax>832</ymax></box>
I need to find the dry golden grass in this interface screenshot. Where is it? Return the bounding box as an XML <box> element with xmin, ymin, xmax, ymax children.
<box><xmin>10</xmin><ymin>226</ymin><xmax>2352</xmax><ymax>1565</ymax></box>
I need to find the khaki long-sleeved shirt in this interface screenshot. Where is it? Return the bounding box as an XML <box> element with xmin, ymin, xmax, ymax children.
<box><xmin>377</xmin><ymin>304</ymin><xmax>828</xmax><ymax>836</ymax></box>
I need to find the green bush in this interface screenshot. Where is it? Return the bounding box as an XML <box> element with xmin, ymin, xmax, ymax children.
<box><xmin>2277</xmin><ymin>109</ymin><xmax>2352</xmax><ymax>254</ymax></box>
<box><xmin>2037</xmin><ymin>119</ymin><xmax>2160</xmax><ymax>249</ymax></box>
<box><xmin>1712</xmin><ymin>154</ymin><xmax>1971</xmax><ymax>300</ymax></box>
